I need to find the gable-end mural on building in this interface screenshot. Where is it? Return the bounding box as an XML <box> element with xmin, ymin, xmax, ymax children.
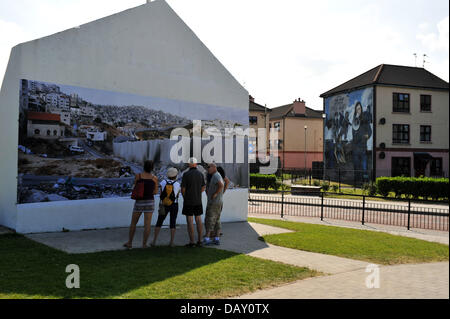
<box><xmin>324</xmin><ymin>87</ymin><xmax>373</xmax><ymax>183</ymax></box>
<box><xmin>18</xmin><ymin>79</ymin><xmax>249</xmax><ymax>204</ymax></box>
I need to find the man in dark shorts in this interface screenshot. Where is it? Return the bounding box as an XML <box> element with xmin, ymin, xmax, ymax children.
<box><xmin>181</xmin><ymin>157</ymin><xmax>206</xmax><ymax>247</ymax></box>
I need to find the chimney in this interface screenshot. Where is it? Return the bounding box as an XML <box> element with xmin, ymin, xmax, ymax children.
<box><xmin>292</xmin><ymin>98</ymin><xmax>306</xmax><ymax>115</ymax></box>
<box><xmin>249</xmin><ymin>95</ymin><xmax>255</xmax><ymax>103</ymax></box>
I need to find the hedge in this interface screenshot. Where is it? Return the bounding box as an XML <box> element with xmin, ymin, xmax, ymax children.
<box><xmin>375</xmin><ymin>177</ymin><xmax>449</xmax><ymax>200</ymax></box>
<box><xmin>250</xmin><ymin>174</ymin><xmax>278</xmax><ymax>190</ymax></box>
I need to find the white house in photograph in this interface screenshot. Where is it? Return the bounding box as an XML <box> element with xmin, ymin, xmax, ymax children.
<box><xmin>87</xmin><ymin>131</ymin><xmax>107</xmax><ymax>142</ymax></box>
<box><xmin>0</xmin><ymin>0</ymin><xmax>248</xmax><ymax>233</ymax></box>
<box><xmin>26</xmin><ymin>112</ymin><xmax>64</xmax><ymax>139</ymax></box>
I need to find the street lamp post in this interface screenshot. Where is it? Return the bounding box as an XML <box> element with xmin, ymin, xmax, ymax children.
<box><xmin>304</xmin><ymin>125</ymin><xmax>307</xmax><ymax>177</ymax></box>
<box><xmin>322</xmin><ymin>113</ymin><xmax>326</xmax><ymax>183</ymax></box>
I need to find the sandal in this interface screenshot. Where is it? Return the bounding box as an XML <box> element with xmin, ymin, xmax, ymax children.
<box><xmin>123</xmin><ymin>243</ymin><xmax>132</xmax><ymax>249</ymax></box>
<box><xmin>185</xmin><ymin>243</ymin><xmax>196</xmax><ymax>247</ymax></box>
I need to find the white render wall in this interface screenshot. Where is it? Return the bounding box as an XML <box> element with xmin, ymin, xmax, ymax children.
<box><xmin>16</xmin><ymin>189</ymin><xmax>248</xmax><ymax>234</ymax></box>
<box><xmin>0</xmin><ymin>0</ymin><xmax>248</xmax><ymax>232</ymax></box>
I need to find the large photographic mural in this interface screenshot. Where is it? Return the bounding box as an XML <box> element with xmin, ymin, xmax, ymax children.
<box><xmin>18</xmin><ymin>79</ymin><xmax>248</xmax><ymax>204</ymax></box>
<box><xmin>324</xmin><ymin>87</ymin><xmax>373</xmax><ymax>182</ymax></box>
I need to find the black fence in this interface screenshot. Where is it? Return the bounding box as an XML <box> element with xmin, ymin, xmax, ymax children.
<box><xmin>248</xmin><ymin>189</ymin><xmax>449</xmax><ymax>231</ymax></box>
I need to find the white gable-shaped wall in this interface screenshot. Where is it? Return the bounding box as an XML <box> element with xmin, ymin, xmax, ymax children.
<box><xmin>0</xmin><ymin>0</ymin><xmax>248</xmax><ymax>233</ymax></box>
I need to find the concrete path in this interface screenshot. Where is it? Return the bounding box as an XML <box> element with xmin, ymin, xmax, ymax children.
<box><xmin>26</xmin><ymin>221</ymin><xmax>368</xmax><ymax>274</ymax></box>
<box><xmin>249</xmin><ymin>213</ymin><xmax>450</xmax><ymax>245</ymax></box>
<box><xmin>237</xmin><ymin>262</ymin><xmax>449</xmax><ymax>299</ymax></box>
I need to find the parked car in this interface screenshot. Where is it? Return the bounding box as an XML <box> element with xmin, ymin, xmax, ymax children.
<box><xmin>69</xmin><ymin>145</ymin><xmax>84</xmax><ymax>154</ymax></box>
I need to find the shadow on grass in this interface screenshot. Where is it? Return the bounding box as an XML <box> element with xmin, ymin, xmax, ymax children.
<box><xmin>0</xmin><ymin>233</ymin><xmax>251</xmax><ymax>298</ymax></box>
<box><xmin>0</xmin><ymin>230</ymin><xmax>312</xmax><ymax>299</ymax></box>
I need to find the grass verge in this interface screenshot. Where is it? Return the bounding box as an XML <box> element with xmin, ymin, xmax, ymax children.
<box><xmin>0</xmin><ymin>233</ymin><xmax>317</xmax><ymax>299</ymax></box>
<box><xmin>248</xmin><ymin>217</ymin><xmax>449</xmax><ymax>265</ymax></box>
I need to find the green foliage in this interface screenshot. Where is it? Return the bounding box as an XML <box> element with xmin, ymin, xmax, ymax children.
<box><xmin>250</xmin><ymin>174</ymin><xmax>278</xmax><ymax>190</ymax></box>
<box><xmin>375</xmin><ymin>177</ymin><xmax>449</xmax><ymax>200</ymax></box>
<box><xmin>313</xmin><ymin>180</ymin><xmax>321</xmax><ymax>186</ymax></box>
<box><xmin>362</xmin><ymin>183</ymin><xmax>377</xmax><ymax>196</ymax></box>
<box><xmin>321</xmin><ymin>182</ymin><xmax>330</xmax><ymax>192</ymax></box>
<box><xmin>331</xmin><ymin>184</ymin><xmax>338</xmax><ymax>193</ymax></box>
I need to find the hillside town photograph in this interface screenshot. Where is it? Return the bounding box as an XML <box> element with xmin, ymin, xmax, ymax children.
<box><xmin>0</xmin><ymin>0</ymin><xmax>448</xmax><ymax>311</ymax></box>
<box><xmin>17</xmin><ymin>79</ymin><xmax>249</xmax><ymax>203</ymax></box>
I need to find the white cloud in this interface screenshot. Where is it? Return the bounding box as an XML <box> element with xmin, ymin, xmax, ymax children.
<box><xmin>417</xmin><ymin>16</ymin><xmax>449</xmax><ymax>52</ymax></box>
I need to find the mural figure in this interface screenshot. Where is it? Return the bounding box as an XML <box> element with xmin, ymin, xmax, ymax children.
<box><xmin>324</xmin><ymin>87</ymin><xmax>373</xmax><ymax>185</ymax></box>
<box><xmin>351</xmin><ymin>101</ymin><xmax>372</xmax><ymax>182</ymax></box>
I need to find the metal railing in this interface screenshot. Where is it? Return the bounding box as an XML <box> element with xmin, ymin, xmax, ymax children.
<box><xmin>248</xmin><ymin>190</ymin><xmax>449</xmax><ymax>231</ymax></box>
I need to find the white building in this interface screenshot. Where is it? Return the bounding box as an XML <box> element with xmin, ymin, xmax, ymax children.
<box><xmin>26</xmin><ymin>112</ymin><xmax>64</xmax><ymax>139</ymax></box>
<box><xmin>45</xmin><ymin>93</ymin><xmax>59</xmax><ymax>107</ymax></box>
<box><xmin>86</xmin><ymin>131</ymin><xmax>107</xmax><ymax>141</ymax></box>
<box><xmin>80</xmin><ymin>105</ymin><xmax>96</xmax><ymax>117</ymax></box>
<box><xmin>0</xmin><ymin>0</ymin><xmax>248</xmax><ymax>233</ymax></box>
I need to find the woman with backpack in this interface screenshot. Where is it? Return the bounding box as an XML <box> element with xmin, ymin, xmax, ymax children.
<box><xmin>124</xmin><ymin>160</ymin><xmax>158</xmax><ymax>249</ymax></box>
<box><xmin>151</xmin><ymin>167</ymin><xmax>181</xmax><ymax>247</ymax></box>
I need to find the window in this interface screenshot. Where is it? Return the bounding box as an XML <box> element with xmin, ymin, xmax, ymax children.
<box><xmin>274</xmin><ymin>122</ymin><xmax>280</xmax><ymax>131</ymax></box>
<box><xmin>47</xmin><ymin>130</ymin><xmax>51</xmax><ymax>136</ymax></box>
<box><xmin>53</xmin><ymin>130</ymin><xmax>57</xmax><ymax>136</ymax></box>
<box><xmin>393</xmin><ymin>93</ymin><xmax>410</xmax><ymax>113</ymax></box>
<box><xmin>420</xmin><ymin>95</ymin><xmax>431</xmax><ymax>112</ymax></box>
<box><xmin>249</xmin><ymin>116</ymin><xmax>258</xmax><ymax>125</ymax></box>
<box><xmin>392</xmin><ymin>124</ymin><xmax>409</xmax><ymax>144</ymax></box>
<box><xmin>34</xmin><ymin>129</ymin><xmax>40</xmax><ymax>135</ymax></box>
<box><xmin>430</xmin><ymin>158</ymin><xmax>443</xmax><ymax>176</ymax></box>
<box><xmin>392</xmin><ymin>157</ymin><xmax>411</xmax><ymax>177</ymax></box>
<box><xmin>420</xmin><ymin>125</ymin><xmax>431</xmax><ymax>142</ymax></box>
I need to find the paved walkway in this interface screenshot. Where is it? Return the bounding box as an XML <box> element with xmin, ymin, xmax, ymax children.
<box><xmin>237</xmin><ymin>261</ymin><xmax>449</xmax><ymax>299</ymax></box>
<box><xmin>21</xmin><ymin>220</ymin><xmax>449</xmax><ymax>299</ymax></box>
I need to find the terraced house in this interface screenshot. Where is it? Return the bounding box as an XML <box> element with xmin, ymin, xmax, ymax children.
<box><xmin>269</xmin><ymin>98</ymin><xmax>324</xmax><ymax>170</ymax></box>
<box><xmin>321</xmin><ymin>64</ymin><xmax>449</xmax><ymax>180</ymax></box>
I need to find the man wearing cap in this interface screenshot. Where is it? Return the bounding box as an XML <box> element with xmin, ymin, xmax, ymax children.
<box><xmin>181</xmin><ymin>157</ymin><xmax>206</xmax><ymax>247</ymax></box>
<box><xmin>152</xmin><ymin>167</ymin><xmax>181</xmax><ymax>247</ymax></box>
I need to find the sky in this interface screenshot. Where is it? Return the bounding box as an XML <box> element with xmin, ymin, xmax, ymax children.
<box><xmin>0</xmin><ymin>0</ymin><xmax>448</xmax><ymax>111</ymax></box>
<box><xmin>50</xmin><ymin>80</ymin><xmax>248</xmax><ymax>124</ymax></box>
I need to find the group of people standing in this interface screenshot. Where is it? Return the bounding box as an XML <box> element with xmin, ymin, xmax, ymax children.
<box><xmin>123</xmin><ymin>157</ymin><xmax>229</xmax><ymax>249</ymax></box>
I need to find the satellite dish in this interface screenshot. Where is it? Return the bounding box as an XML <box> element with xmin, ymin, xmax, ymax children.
<box><xmin>379</xmin><ymin>152</ymin><xmax>386</xmax><ymax>159</ymax></box>
<box><xmin>380</xmin><ymin>143</ymin><xmax>386</xmax><ymax>149</ymax></box>
<box><xmin>379</xmin><ymin>118</ymin><xmax>386</xmax><ymax>125</ymax></box>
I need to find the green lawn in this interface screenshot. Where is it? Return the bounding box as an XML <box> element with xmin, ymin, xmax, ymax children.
<box><xmin>0</xmin><ymin>233</ymin><xmax>317</xmax><ymax>299</ymax></box>
<box><xmin>248</xmin><ymin>217</ymin><xmax>449</xmax><ymax>265</ymax></box>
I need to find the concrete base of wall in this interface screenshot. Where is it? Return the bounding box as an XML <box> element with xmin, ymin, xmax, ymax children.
<box><xmin>16</xmin><ymin>188</ymin><xmax>248</xmax><ymax>234</ymax></box>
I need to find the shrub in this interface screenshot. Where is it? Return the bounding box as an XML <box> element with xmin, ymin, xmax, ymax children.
<box><xmin>321</xmin><ymin>182</ymin><xmax>330</xmax><ymax>192</ymax></box>
<box><xmin>375</xmin><ymin>177</ymin><xmax>449</xmax><ymax>200</ymax></box>
<box><xmin>313</xmin><ymin>180</ymin><xmax>320</xmax><ymax>186</ymax></box>
<box><xmin>331</xmin><ymin>184</ymin><xmax>338</xmax><ymax>193</ymax></box>
<box><xmin>362</xmin><ymin>183</ymin><xmax>377</xmax><ymax>196</ymax></box>
<box><xmin>250</xmin><ymin>174</ymin><xmax>278</xmax><ymax>190</ymax></box>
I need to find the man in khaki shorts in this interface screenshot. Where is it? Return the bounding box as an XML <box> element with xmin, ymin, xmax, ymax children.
<box><xmin>203</xmin><ymin>162</ymin><xmax>224</xmax><ymax>245</ymax></box>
